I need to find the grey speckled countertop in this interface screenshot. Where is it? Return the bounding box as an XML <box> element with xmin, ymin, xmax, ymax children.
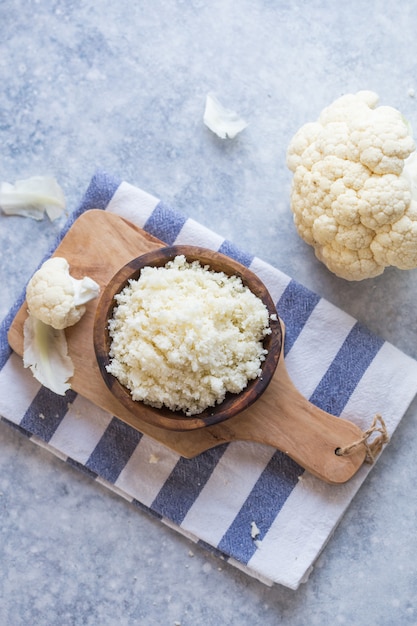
<box><xmin>1</xmin><ymin>1</ymin><xmax>417</xmax><ymax>624</ymax></box>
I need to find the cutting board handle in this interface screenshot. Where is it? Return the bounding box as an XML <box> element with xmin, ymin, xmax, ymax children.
<box><xmin>206</xmin><ymin>352</ymin><xmax>370</xmax><ymax>484</ymax></box>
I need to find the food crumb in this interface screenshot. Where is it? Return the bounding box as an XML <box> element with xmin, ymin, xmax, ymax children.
<box><xmin>251</xmin><ymin>521</ymin><xmax>261</xmax><ymax>539</ymax></box>
<box><xmin>148</xmin><ymin>453</ymin><xmax>160</xmax><ymax>464</ymax></box>
<box><xmin>39</xmin><ymin>413</ymin><xmax>45</xmax><ymax>420</ymax></box>
<box><xmin>188</xmin><ymin>550</ymin><xmax>194</xmax><ymax>557</ymax></box>
<box><xmin>251</xmin><ymin>522</ymin><xmax>262</xmax><ymax>548</ymax></box>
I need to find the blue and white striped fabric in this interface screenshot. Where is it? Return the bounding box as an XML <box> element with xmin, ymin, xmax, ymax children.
<box><xmin>2</xmin><ymin>171</ymin><xmax>417</xmax><ymax>590</ymax></box>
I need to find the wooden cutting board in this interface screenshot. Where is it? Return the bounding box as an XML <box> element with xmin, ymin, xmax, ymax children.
<box><xmin>8</xmin><ymin>209</ymin><xmax>367</xmax><ymax>484</ymax></box>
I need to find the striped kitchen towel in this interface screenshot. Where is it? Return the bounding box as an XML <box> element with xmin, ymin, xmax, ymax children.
<box><xmin>1</xmin><ymin>170</ymin><xmax>417</xmax><ymax>590</ymax></box>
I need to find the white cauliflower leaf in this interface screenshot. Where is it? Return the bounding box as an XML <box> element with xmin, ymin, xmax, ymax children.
<box><xmin>203</xmin><ymin>93</ymin><xmax>248</xmax><ymax>139</ymax></box>
<box><xmin>0</xmin><ymin>176</ymin><xmax>66</xmax><ymax>221</ymax></box>
<box><xmin>23</xmin><ymin>315</ymin><xmax>74</xmax><ymax>395</ymax></box>
<box><xmin>287</xmin><ymin>90</ymin><xmax>417</xmax><ymax>280</ymax></box>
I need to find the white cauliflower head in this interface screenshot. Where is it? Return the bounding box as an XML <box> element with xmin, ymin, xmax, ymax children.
<box><xmin>287</xmin><ymin>90</ymin><xmax>417</xmax><ymax>280</ymax></box>
<box><xmin>26</xmin><ymin>257</ymin><xmax>100</xmax><ymax>329</ymax></box>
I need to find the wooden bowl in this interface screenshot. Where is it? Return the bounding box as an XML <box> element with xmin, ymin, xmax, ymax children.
<box><xmin>93</xmin><ymin>245</ymin><xmax>282</xmax><ymax>431</ymax></box>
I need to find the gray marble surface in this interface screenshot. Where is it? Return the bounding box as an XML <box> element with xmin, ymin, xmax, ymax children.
<box><xmin>1</xmin><ymin>0</ymin><xmax>417</xmax><ymax>624</ymax></box>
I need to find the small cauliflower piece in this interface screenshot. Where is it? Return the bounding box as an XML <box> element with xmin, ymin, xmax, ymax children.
<box><xmin>22</xmin><ymin>256</ymin><xmax>100</xmax><ymax>395</ymax></box>
<box><xmin>287</xmin><ymin>90</ymin><xmax>417</xmax><ymax>280</ymax></box>
<box><xmin>26</xmin><ymin>257</ymin><xmax>100</xmax><ymax>329</ymax></box>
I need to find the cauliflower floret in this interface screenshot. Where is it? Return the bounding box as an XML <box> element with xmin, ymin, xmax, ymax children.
<box><xmin>287</xmin><ymin>91</ymin><xmax>417</xmax><ymax>280</ymax></box>
<box><xmin>26</xmin><ymin>257</ymin><xmax>100</xmax><ymax>329</ymax></box>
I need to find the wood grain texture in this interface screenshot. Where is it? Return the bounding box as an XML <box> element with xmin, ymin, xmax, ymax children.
<box><xmin>7</xmin><ymin>209</ymin><xmax>367</xmax><ymax>483</ymax></box>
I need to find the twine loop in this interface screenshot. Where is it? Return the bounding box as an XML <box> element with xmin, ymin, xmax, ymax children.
<box><xmin>335</xmin><ymin>414</ymin><xmax>389</xmax><ymax>464</ymax></box>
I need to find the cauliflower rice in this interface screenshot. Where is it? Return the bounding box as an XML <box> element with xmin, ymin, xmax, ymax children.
<box><xmin>106</xmin><ymin>255</ymin><xmax>272</xmax><ymax>416</ymax></box>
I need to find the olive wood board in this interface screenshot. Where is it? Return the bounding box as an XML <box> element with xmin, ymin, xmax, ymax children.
<box><xmin>8</xmin><ymin>209</ymin><xmax>367</xmax><ymax>484</ymax></box>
